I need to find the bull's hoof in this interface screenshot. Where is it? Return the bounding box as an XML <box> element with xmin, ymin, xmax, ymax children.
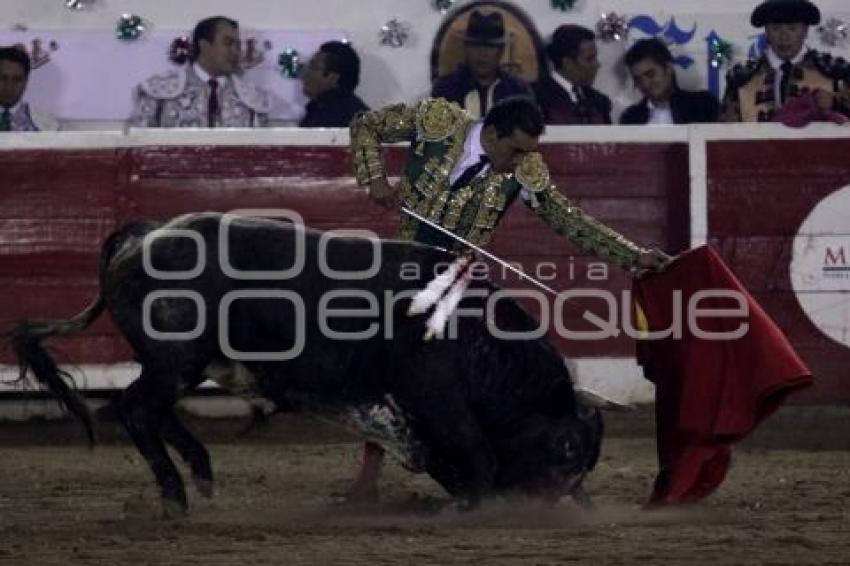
<box><xmin>160</xmin><ymin>498</ymin><xmax>189</xmax><ymax>520</ymax></box>
<box><xmin>194</xmin><ymin>477</ymin><xmax>214</xmax><ymax>499</ymax></box>
<box><xmin>571</xmin><ymin>487</ymin><xmax>595</xmax><ymax>510</ymax></box>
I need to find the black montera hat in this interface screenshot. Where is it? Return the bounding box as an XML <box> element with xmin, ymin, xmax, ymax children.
<box><xmin>751</xmin><ymin>0</ymin><xmax>821</xmax><ymax>27</ymax></box>
<box><xmin>463</xmin><ymin>10</ymin><xmax>506</xmax><ymax>46</ymax></box>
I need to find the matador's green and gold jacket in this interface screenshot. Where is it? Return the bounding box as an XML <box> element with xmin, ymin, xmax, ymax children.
<box><xmin>350</xmin><ymin>98</ymin><xmax>646</xmax><ymax>270</ymax></box>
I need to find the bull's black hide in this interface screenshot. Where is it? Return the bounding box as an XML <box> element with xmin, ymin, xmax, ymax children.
<box><xmin>11</xmin><ymin>212</ymin><xmax>601</xmax><ymax>514</ymax></box>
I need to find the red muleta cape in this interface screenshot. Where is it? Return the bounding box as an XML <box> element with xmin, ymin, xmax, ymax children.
<box><xmin>632</xmin><ymin>246</ymin><xmax>812</xmax><ymax>504</ymax></box>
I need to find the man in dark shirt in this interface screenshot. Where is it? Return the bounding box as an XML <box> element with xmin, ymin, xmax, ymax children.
<box><xmin>620</xmin><ymin>38</ymin><xmax>719</xmax><ymax>125</ymax></box>
<box><xmin>431</xmin><ymin>10</ymin><xmax>531</xmax><ymax>118</ymax></box>
<box><xmin>300</xmin><ymin>41</ymin><xmax>369</xmax><ymax>127</ymax></box>
<box><xmin>534</xmin><ymin>25</ymin><xmax>612</xmax><ymax>124</ymax></box>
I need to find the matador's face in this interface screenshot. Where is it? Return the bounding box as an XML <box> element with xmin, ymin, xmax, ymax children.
<box><xmin>482</xmin><ymin>125</ymin><xmax>540</xmax><ymax>174</ymax></box>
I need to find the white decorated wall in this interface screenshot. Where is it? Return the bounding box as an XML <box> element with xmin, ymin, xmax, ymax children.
<box><xmin>3</xmin><ymin>0</ymin><xmax>850</xmax><ymax>127</ymax></box>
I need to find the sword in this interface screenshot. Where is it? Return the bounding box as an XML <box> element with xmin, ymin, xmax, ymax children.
<box><xmin>401</xmin><ymin>207</ymin><xmax>559</xmax><ymax>296</ymax></box>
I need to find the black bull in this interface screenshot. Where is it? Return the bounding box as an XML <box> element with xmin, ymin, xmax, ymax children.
<box><xmin>11</xmin><ymin>212</ymin><xmax>602</xmax><ymax>513</ymax></box>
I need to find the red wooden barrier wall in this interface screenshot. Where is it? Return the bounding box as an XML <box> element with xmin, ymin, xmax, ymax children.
<box><xmin>708</xmin><ymin>138</ymin><xmax>850</xmax><ymax>403</ymax></box>
<box><xmin>0</xmin><ymin>142</ymin><xmax>686</xmax><ymax>362</ymax></box>
<box><xmin>2</xmin><ymin>137</ymin><xmax>848</xmax><ymax>403</ymax></box>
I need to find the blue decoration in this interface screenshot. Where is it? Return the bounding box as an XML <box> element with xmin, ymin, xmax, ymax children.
<box><xmin>748</xmin><ymin>33</ymin><xmax>768</xmax><ymax>60</ymax></box>
<box><xmin>629</xmin><ymin>15</ymin><xmax>665</xmax><ymax>36</ymax></box>
<box><xmin>672</xmin><ymin>55</ymin><xmax>695</xmax><ymax>69</ymax></box>
<box><xmin>662</xmin><ymin>17</ymin><xmax>697</xmax><ymax>45</ymax></box>
<box><xmin>629</xmin><ymin>15</ymin><xmax>696</xmax><ymax>45</ymax></box>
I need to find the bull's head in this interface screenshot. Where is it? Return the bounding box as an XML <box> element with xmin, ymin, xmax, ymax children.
<box><xmin>494</xmin><ymin>405</ymin><xmax>603</xmax><ymax>498</ymax></box>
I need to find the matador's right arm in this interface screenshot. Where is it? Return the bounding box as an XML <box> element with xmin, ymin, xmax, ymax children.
<box><xmin>350</xmin><ymin>103</ymin><xmax>417</xmax><ymax>185</ymax></box>
<box><xmin>349</xmin><ymin>98</ymin><xmax>467</xmax><ymax>185</ymax></box>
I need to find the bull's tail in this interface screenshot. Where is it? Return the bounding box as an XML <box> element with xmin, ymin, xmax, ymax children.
<box><xmin>9</xmin><ymin>295</ymin><xmax>105</xmax><ymax>447</ymax></box>
<box><xmin>7</xmin><ymin>219</ymin><xmax>158</xmax><ymax>446</ymax></box>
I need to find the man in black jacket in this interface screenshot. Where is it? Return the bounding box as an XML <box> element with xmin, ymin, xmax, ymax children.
<box><xmin>534</xmin><ymin>25</ymin><xmax>612</xmax><ymax>125</ymax></box>
<box><xmin>620</xmin><ymin>38</ymin><xmax>719</xmax><ymax>125</ymax></box>
<box><xmin>300</xmin><ymin>41</ymin><xmax>369</xmax><ymax>127</ymax></box>
<box><xmin>431</xmin><ymin>10</ymin><xmax>532</xmax><ymax>118</ymax></box>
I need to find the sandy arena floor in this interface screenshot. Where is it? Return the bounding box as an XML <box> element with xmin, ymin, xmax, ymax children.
<box><xmin>0</xmin><ymin>410</ymin><xmax>848</xmax><ymax>565</ymax></box>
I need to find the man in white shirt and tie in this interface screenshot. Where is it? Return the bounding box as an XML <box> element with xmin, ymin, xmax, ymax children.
<box><xmin>534</xmin><ymin>25</ymin><xmax>613</xmax><ymax>125</ymax></box>
<box><xmin>129</xmin><ymin>16</ymin><xmax>271</xmax><ymax>128</ymax></box>
<box><xmin>0</xmin><ymin>46</ymin><xmax>58</xmax><ymax>132</ymax></box>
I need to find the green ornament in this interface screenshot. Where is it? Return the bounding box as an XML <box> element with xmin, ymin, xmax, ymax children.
<box><xmin>277</xmin><ymin>48</ymin><xmax>301</xmax><ymax>79</ymax></box>
<box><xmin>116</xmin><ymin>14</ymin><xmax>145</xmax><ymax>41</ymax></box>
<box><xmin>551</xmin><ymin>0</ymin><xmax>577</xmax><ymax>11</ymax></box>
<box><xmin>709</xmin><ymin>37</ymin><xmax>734</xmax><ymax>68</ymax></box>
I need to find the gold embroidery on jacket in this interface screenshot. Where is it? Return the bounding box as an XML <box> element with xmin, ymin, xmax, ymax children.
<box><xmin>443</xmin><ymin>186</ymin><xmax>475</xmax><ymax>230</ymax></box>
<box><xmin>528</xmin><ymin>184</ymin><xmax>645</xmax><ymax>269</ymax></box>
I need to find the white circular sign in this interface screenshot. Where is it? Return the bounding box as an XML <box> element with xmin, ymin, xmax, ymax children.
<box><xmin>790</xmin><ymin>185</ymin><xmax>850</xmax><ymax>349</ymax></box>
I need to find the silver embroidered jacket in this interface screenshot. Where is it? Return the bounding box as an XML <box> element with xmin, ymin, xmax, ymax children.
<box><xmin>129</xmin><ymin>66</ymin><xmax>272</xmax><ymax>128</ymax></box>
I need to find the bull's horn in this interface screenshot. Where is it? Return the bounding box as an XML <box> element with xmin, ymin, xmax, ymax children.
<box><xmin>574</xmin><ymin>386</ymin><xmax>635</xmax><ymax>412</ymax></box>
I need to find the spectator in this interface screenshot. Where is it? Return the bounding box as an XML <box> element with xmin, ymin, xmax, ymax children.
<box><xmin>300</xmin><ymin>41</ymin><xmax>369</xmax><ymax>127</ymax></box>
<box><xmin>721</xmin><ymin>0</ymin><xmax>850</xmax><ymax>122</ymax></box>
<box><xmin>129</xmin><ymin>16</ymin><xmax>271</xmax><ymax>127</ymax></box>
<box><xmin>431</xmin><ymin>10</ymin><xmax>532</xmax><ymax>118</ymax></box>
<box><xmin>0</xmin><ymin>46</ymin><xmax>58</xmax><ymax>131</ymax></box>
<box><xmin>620</xmin><ymin>38</ymin><xmax>719</xmax><ymax>125</ymax></box>
<box><xmin>534</xmin><ymin>25</ymin><xmax>612</xmax><ymax>124</ymax></box>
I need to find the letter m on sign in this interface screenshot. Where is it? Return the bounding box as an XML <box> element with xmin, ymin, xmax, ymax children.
<box><xmin>825</xmin><ymin>247</ymin><xmax>847</xmax><ymax>266</ymax></box>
